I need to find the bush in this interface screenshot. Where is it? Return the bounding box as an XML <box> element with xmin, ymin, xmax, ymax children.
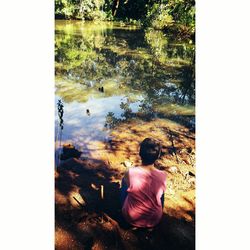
<box><xmin>78</xmin><ymin>0</ymin><xmax>106</xmax><ymax>20</ymax></box>
<box><xmin>55</xmin><ymin>0</ymin><xmax>106</xmax><ymax>20</ymax></box>
<box><xmin>144</xmin><ymin>4</ymin><xmax>174</xmax><ymax>30</ymax></box>
<box><xmin>55</xmin><ymin>0</ymin><xmax>76</xmax><ymax>19</ymax></box>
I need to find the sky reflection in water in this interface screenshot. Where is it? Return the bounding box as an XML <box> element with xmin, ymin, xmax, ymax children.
<box><xmin>55</xmin><ymin>94</ymin><xmax>142</xmax><ymax>153</ymax></box>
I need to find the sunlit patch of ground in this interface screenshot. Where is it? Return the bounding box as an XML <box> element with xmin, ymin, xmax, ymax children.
<box><xmin>89</xmin><ymin>117</ymin><xmax>195</xmax><ymax>170</ymax></box>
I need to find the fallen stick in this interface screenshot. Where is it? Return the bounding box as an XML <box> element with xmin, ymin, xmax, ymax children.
<box><xmin>73</xmin><ymin>196</ymin><xmax>85</xmax><ymax>209</ymax></box>
<box><xmin>100</xmin><ymin>185</ymin><xmax>104</xmax><ymax>199</ymax></box>
<box><xmin>168</xmin><ymin>129</ymin><xmax>179</xmax><ymax>164</ymax></box>
<box><xmin>100</xmin><ymin>185</ymin><xmax>104</xmax><ymax>223</ymax></box>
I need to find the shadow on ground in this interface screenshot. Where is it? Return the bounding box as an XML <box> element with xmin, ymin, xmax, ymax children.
<box><xmin>55</xmin><ymin>157</ymin><xmax>195</xmax><ymax>250</ymax></box>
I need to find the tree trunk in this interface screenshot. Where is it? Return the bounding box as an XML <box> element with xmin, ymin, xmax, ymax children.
<box><xmin>112</xmin><ymin>0</ymin><xmax>120</xmax><ymax>16</ymax></box>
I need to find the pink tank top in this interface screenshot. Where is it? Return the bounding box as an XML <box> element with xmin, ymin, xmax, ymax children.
<box><xmin>122</xmin><ymin>166</ymin><xmax>167</xmax><ymax>228</ymax></box>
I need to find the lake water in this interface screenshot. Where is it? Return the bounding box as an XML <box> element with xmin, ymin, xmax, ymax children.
<box><xmin>55</xmin><ymin>20</ymin><xmax>195</xmax><ymax>162</ymax></box>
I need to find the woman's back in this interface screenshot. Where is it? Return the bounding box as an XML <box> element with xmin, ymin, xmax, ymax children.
<box><xmin>122</xmin><ymin>166</ymin><xmax>167</xmax><ymax>228</ymax></box>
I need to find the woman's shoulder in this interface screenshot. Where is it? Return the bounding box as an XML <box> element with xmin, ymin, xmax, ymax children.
<box><xmin>126</xmin><ymin>166</ymin><xmax>139</xmax><ymax>176</ymax></box>
<box><xmin>128</xmin><ymin>166</ymin><xmax>151</xmax><ymax>176</ymax></box>
<box><xmin>128</xmin><ymin>166</ymin><xmax>142</xmax><ymax>174</ymax></box>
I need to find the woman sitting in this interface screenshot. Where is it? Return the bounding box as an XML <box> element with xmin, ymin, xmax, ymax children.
<box><xmin>121</xmin><ymin>138</ymin><xmax>167</xmax><ymax>228</ymax></box>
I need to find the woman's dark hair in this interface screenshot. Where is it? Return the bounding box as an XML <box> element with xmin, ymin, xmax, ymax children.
<box><xmin>139</xmin><ymin>138</ymin><xmax>162</xmax><ymax>165</ymax></box>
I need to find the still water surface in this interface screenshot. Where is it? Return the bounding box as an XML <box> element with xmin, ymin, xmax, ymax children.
<box><xmin>55</xmin><ymin>20</ymin><xmax>195</xmax><ymax>158</ymax></box>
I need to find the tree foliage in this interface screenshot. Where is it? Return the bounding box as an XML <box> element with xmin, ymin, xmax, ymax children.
<box><xmin>55</xmin><ymin>0</ymin><xmax>106</xmax><ymax>20</ymax></box>
<box><xmin>55</xmin><ymin>0</ymin><xmax>195</xmax><ymax>37</ymax></box>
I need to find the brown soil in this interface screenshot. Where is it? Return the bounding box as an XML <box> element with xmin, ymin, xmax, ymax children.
<box><xmin>55</xmin><ymin>118</ymin><xmax>195</xmax><ymax>250</ymax></box>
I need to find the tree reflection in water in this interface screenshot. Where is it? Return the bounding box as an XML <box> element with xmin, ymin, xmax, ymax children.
<box><xmin>55</xmin><ymin>21</ymin><xmax>195</xmax><ymax>145</ymax></box>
